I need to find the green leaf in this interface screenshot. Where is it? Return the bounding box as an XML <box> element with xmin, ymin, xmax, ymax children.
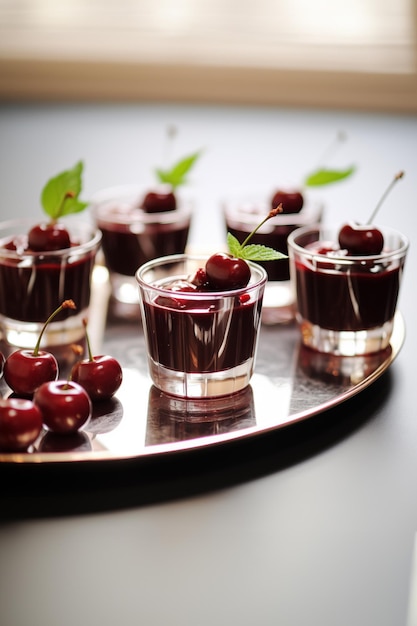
<box><xmin>226</xmin><ymin>232</ymin><xmax>242</xmax><ymax>257</ymax></box>
<box><xmin>156</xmin><ymin>151</ymin><xmax>201</xmax><ymax>189</ymax></box>
<box><xmin>41</xmin><ymin>161</ymin><xmax>87</xmax><ymax>219</ymax></box>
<box><xmin>240</xmin><ymin>244</ymin><xmax>287</xmax><ymax>261</ymax></box>
<box><xmin>304</xmin><ymin>165</ymin><xmax>356</xmax><ymax>187</ymax></box>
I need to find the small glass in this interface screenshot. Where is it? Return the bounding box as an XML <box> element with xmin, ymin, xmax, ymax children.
<box><xmin>91</xmin><ymin>184</ymin><xmax>193</xmax><ymax>319</ymax></box>
<box><xmin>136</xmin><ymin>254</ymin><xmax>267</xmax><ymax>398</ymax></box>
<box><xmin>223</xmin><ymin>194</ymin><xmax>323</xmax><ymax>325</ymax></box>
<box><xmin>0</xmin><ymin>218</ymin><xmax>101</xmax><ymax>356</ymax></box>
<box><xmin>287</xmin><ymin>225</ymin><xmax>408</xmax><ymax>356</ymax></box>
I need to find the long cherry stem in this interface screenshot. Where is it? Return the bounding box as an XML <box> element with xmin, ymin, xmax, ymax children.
<box><xmin>239</xmin><ymin>205</ymin><xmax>283</xmax><ymax>249</ymax></box>
<box><xmin>82</xmin><ymin>318</ymin><xmax>94</xmax><ymax>363</ymax></box>
<box><xmin>33</xmin><ymin>299</ymin><xmax>76</xmax><ymax>356</ymax></box>
<box><xmin>367</xmin><ymin>171</ymin><xmax>404</xmax><ymax>224</ymax></box>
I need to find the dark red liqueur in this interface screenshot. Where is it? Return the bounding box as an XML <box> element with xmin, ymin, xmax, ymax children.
<box><xmin>294</xmin><ymin>244</ymin><xmax>402</xmax><ymax>331</ymax></box>
<box><xmin>0</xmin><ymin>240</ymin><xmax>95</xmax><ymax>323</ymax></box>
<box><xmin>227</xmin><ymin>225</ymin><xmax>295</xmax><ymax>281</ymax></box>
<box><xmin>142</xmin><ymin>295</ymin><xmax>262</xmax><ymax>373</ymax></box>
<box><xmin>98</xmin><ymin>221</ymin><xmax>190</xmax><ymax>277</ymax></box>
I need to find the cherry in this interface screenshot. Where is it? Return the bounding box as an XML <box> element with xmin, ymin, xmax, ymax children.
<box><xmin>338</xmin><ymin>222</ymin><xmax>384</xmax><ymax>255</ymax></box>
<box><xmin>28</xmin><ymin>222</ymin><xmax>71</xmax><ymax>251</ymax></box>
<box><xmin>34</xmin><ymin>380</ymin><xmax>92</xmax><ymax>434</ymax></box>
<box><xmin>142</xmin><ymin>188</ymin><xmax>176</xmax><ymax>213</ymax></box>
<box><xmin>3</xmin><ymin>300</ymin><xmax>76</xmax><ymax>396</ymax></box>
<box><xmin>337</xmin><ymin>171</ymin><xmax>404</xmax><ymax>256</ymax></box>
<box><xmin>0</xmin><ymin>397</ymin><xmax>43</xmax><ymax>451</ymax></box>
<box><xmin>70</xmin><ymin>319</ymin><xmax>123</xmax><ymax>401</ymax></box>
<box><xmin>0</xmin><ymin>351</ymin><xmax>4</xmax><ymax>378</ymax></box>
<box><xmin>205</xmin><ymin>252</ymin><xmax>251</xmax><ymax>290</ymax></box>
<box><xmin>271</xmin><ymin>189</ymin><xmax>304</xmax><ymax>214</ymax></box>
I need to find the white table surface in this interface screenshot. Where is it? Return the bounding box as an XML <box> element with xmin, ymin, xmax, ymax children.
<box><xmin>0</xmin><ymin>102</ymin><xmax>416</xmax><ymax>626</ymax></box>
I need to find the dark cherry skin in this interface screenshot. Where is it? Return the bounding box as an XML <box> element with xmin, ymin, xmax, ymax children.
<box><xmin>205</xmin><ymin>252</ymin><xmax>251</xmax><ymax>290</ymax></box>
<box><xmin>0</xmin><ymin>398</ymin><xmax>43</xmax><ymax>451</ymax></box>
<box><xmin>27</xmin><ymin>222</ymin><xmax>71</xmax><ymax>251</ymax></box>
<box><xmin>34</xmin><ymin>380</ymin><xmax>92</xmax><ymax>434</ymax></box>
<box><xmin>142</xmin><ymin>190</ymin><xmax>177</xmax><ymax>213</ymax></box>
<box><xmin>71</xmin><ymin>355</ymin><xmax>123</xmax><ymax>401</ymax></box>
<box><xmin>338</xmin><ymin>222</ymin><xmax>384</xmax><ymax>255</ymax></box>
<box><xmin>271</xmin><ymin>190</ymin><xmax>304</xmax><ymax>214</ymax></box>
<box><xmin>4</xmin><ymin>349</ymin><xmax>58</xmax><ymax>397</ymax></box>
<box><xmin>0</xmin><ymin>351</ymin><xmax>4</xmax><ymax>378</ymax></box>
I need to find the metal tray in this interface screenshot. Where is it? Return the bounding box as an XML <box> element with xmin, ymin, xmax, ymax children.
<box><xmin>0</xmin><ymin>303</ymin><xmax>405</xmax><ymax>465</ymax></box>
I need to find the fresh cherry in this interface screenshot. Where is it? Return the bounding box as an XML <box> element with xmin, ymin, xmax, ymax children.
<box><xmin>271</xmin><ymin>189</ymin><xmax>304</xmax><ymax>214</ymax></box>
<box><xmin>142</xmin><ymin>188</ymin><xmax>176</xmax><ymax>213</ymax></box>
<box><xmin>70</xmin><ymin>319</ymin><xmax>123</xmax><ymax>401</ymax></box>
<box><xmin>28</xmin><ymin>222</ymin><xmax>71</xmax><ymax>251</ymax></box>
<box><xmin>0</xmin><ymin>397</ymin><xmax>43</xmax><ymax>451</ymax></box>
<box><xmin>0</xmin><ymin>351</ymin><xmax>4</xmax><ymax>378</ymax></box>
<box><xmin>338</xmin><ymin>222</ymin><xmax>384</xmax><ymax>255</ymax></box>
<box><xmin>34</xmin><ymin>380</ymin><xmax>92</xmax><ymax>434</ymax></box>
<box><xmin>3</xmin><ymin>300</ymin><xmax>76</xmax><ymax>396</ymax></box>
<box><xmin>205</xmin><ymin>252</ymin><xmax>251</xmax><ymax>290</ymax></box>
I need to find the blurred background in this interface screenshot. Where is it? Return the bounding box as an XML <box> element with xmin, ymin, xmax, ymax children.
<box><xmin>0</xmin><ymin>0</ymin><xmax>416</xmax><ymax>111</ymax></box>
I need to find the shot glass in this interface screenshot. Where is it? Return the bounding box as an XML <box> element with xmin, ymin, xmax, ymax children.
<box><xmin>223</xmin><ymin>194</ymin><xmax>323</xmax><ymax>324</ymax></box>
<box><xmin>91</xmin><ymin>184</ymin><xmax>193</xmax><ymax>318</ymax></box>
<box><xmin>0</xmin><ymin>218</ymin><xmax>101</xmax><ymax>355</ymax></box>
<box><xmin>287</xmin><ymin>225</ymin><xmax>409</xmax><ymax>356</ymax></box>
<box><xmin>136</xmin><ymin>254</ymin><xmax>267</xmax><ymax>398</ymax></box>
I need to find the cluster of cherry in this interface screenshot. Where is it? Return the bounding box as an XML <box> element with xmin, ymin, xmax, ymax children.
<box><xmin>0</xmin><ymin>300</ymin><xmax>122</xmax><ymax>452</ymax></box>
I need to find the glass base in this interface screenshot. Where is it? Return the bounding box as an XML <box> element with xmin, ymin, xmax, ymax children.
<box><xmin>261</xmin><ymin>281</ymin><xmax>295</xmax><ymax>325</ymax></box>
<box><xmin>298</xmin><ymin>318</ymin><xmax>395</xmax><ymax>356</ymax></box>
<box><xmin>109</xmin><ymin>273</ymin><xmax>141</xmax><ymax>320</ymax></box>
<box><xmin>148</xmin><ymin>357</ymin><xmax>254</xmax><ymax>398</ymax></box>
<box><xmin>0</xmin><ymin>311</ymin><xmax>89</xmax><ymax>372</ymax></box>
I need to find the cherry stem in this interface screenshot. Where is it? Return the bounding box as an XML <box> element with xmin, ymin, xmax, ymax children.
<box><xmin>367</xmin><ymin>171</ymin><xmax>405</xmax><ymax>224</ymax></box>
<box><xmin>239</xmin><ymin>205</ymin><xmax>283</xmax><ymax>249</ymax></box>
<box><xmin>33</xmin><ymin>299</ymin><xmax>76</xmax><ymax>356</ymax></box>
<box><xmin>54</xmin><ymin>190</ymin><xmax>75</xmax><ymax>222</ymax></box>
<box><xmin>82</xmin><ymin>318</ymin><xmax>94</xmax><ymax>363</ymax></box>
<box><xmin>317</xmin><ymin>130</ymin><xmax>347</xmax><ymax>168</ymax></box>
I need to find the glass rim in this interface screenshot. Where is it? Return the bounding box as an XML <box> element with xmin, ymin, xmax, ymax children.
<box><xmin>136</xmin><ymin>253</ymin><xmax>268</xmax><ymax>298</ymax></box>
<box><xmin>0</xmin><ymin>218</ymin><xmax>102</xmax><ymax>259</ymax></box>
<box><xmin>287</xmin><ymin>223</ymin><xmax>409</xmax><ymax>263</ymax></box>
<box><xmin>90</xmin><ymin>184</ymin><xmax>193</xmax><ymax>226</ymax></box>
<box><xmin>223</xmin><ymin>198</ymin><xmax>324</xmax><ymax>228</ymax></box>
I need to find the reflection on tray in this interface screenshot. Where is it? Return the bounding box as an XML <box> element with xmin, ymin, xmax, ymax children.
<box><xmin>146</xmin><ymin>385</ymin><xmax>256</xmax><ymax>445</ymax></box>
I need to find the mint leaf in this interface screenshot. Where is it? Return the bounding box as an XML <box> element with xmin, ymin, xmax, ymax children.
<box><xmin>41</xmin><ymin>161</ymin><xmax>87</xmax><ymax>219</ymax></box>
<box><xmin>240</xmin><ymin>244</ymin><xmax>287</xmax><ymax>261</ymax></box>
<box><xmin>156</xmin><ymin>151</ymin><xmax>201</xmax><ymax>189</ymax></box>
<box><xmin>227</xmin><ymin>232</ymin><xmax>287</xmax><ymax>261</ymax></box>
<box><xmin>226</xmin><ymin>232</ymin><xmax>242</xmax><ymax>257</ymax></box>
<box><xmin>304</xmin><ymin>166</ymin><xmax>355</xmax><ymax>187</ymax></box>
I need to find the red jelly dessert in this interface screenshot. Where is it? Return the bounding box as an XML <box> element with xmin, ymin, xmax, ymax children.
<box><xmin>0</xmin><ymin>220</ymin><xmax>100</xmax><ymax>325</ymax></box>
<box><xmin>288</xmin><ymin>225</ymin><xmax>408</xmax><ymax>355</ymax></box>
<box><xmin>136</xmin><ymin>255</ymin><xmax>267</xmax><ymax>397</ymax></box>
<box><xmin>94</xmin><ymin>190</ymin><xmax>192</xmax><ymax>277</ymax></box>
